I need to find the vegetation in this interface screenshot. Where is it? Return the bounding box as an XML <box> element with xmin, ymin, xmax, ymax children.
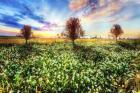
<box><xmin>64</xmin><ymin>17</ymin><xmax>84</xmax><ymax>46</ymax></box>
<box><xmin>20</xmin><ymin>25</ymin><xmax>32</xmax><ymax>44</ymax></box>
<box><xmin>110</xmin><ymin>24</ymin><xmax>123</xmax><ymax>41</ymax></box>
<box><xmin>0</xmin><ymin>41</ymin><xmax>140</xmax><ymax>93</ymax></box>
<box><xmin>0</xmin><ymin>21</ymin><xmax>139</xmax><ymax>93</ymax></box>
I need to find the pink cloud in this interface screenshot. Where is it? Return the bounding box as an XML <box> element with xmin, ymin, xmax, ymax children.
<box><xmin>69</xmin><ymin>0</ymin><xmax>89</xmax><ymax>11</ymax></box>
<box><xmin>0</xmin><ymin>29</ymin><xmax>18</xmax><ymax>36</ymax></box>
<box><xmin>81</xmin><ymin>0</ymin><xmax>124</xmax><ymax>23</ymax></box>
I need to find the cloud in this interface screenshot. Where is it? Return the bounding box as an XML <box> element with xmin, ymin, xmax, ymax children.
<box><xmin>0</xmin><ymin>14</ymin><xmax>23</xmax><ymax>28</ymax></box>
<box><xmin>0</xmin><ymin>0</ymin><xmax>140</xmax><ymax>37</ymax></box>
<box><xmin>18</xmin><ymin>17</ymin><xmax>44</xmax><ymax>28</ymax></box>
<box><xmin>69</xmin><ymin>0</ymin><xmax>89</xmax><ymax>11</ymax></box>
<box><xmin>81</xmin><ymin>0</ymin><xmax>123</xmax><ymax>21</ymax></box>
<box><xmin>71</xmin><ymin>0</ymin><xmax>140</xmax><ymax>24</ymax></box>
<box><xmin>108</xmin><ymin>1</ymin><xmax>140</xmax><ymax>23</ymax></box>
<box><xmin>0</xmin><ymin>30</ymin><xmax>17</xmax><ymax>36</ymax></box>
<box><xmin>0</xmin><ymin>0</ymin><xmax>73</xmax><ymax>34</ymax></box>
<box><xmin>0</xmin><ymin>0</ymin><xmax>67</xmax><ymax>31</ymax></box>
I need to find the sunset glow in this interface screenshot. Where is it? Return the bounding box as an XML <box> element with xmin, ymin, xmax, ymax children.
<box><xmin>0</xmin><ymin>0</ymin><xmax>140</xmax><ymax>38</ymax></box>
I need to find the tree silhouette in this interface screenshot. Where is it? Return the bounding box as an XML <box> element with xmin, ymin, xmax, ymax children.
<box><xmin>110</xmin><ymin>24</ymin><xmax>123</xmax><ymax>41</ymax></box>
<box><xmin>21</xmin><ymin>25</ymin><xmax>32</xmax><ymax>44</ymax></box>
<box><xmin>65</xmin><ymin>17</ymin><xmax>84</xmax><ymax>46</ymax></box>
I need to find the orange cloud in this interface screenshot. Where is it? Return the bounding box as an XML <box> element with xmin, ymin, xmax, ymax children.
<box><xmin>69</xmin><ymin>0</ymin><xmax>89</xmax><ymax>11</ymax></box>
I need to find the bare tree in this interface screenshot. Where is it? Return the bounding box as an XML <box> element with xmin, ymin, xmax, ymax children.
<box><xmin>20</xmin><ymin>25</ymin><xmax>32</xmax><ymax>44</ymax></box>
<box><xmin>110</xmin><ymin>24</ymin><xmax>123</xmax><ymax>41</ymax></box>
<box><xmin>65</xmin><ymin>17</ymin><xmax>84</xmax><ymax>46</ymax></box>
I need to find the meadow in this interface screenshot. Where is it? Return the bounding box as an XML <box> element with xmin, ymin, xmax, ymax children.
<box><xmin>0</xmin><ymin>38</ymin><xmax>140</xmax><ymax>93</ymax></box>
<box><xmin>0</xmin><ymin>37</ymin><xmax>126</xmax><ymax>44</ymax></box>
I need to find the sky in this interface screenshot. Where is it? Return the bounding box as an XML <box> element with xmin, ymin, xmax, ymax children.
<box><xmin>0</xmin><ymin>0</ymin><xmax>140</xmax><ymax>38</ymax></box>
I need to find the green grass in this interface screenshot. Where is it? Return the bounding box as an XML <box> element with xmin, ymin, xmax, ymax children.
<box><xmin>0</xmin><ymin>42</ymin><xmax>140</xmax><ymax>93</ymax></box>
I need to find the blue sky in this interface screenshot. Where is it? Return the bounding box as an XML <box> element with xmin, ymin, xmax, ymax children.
<box><xmin>0</xmin><ymin>0</ymin><xmax>140</xmax><ymax>38</ymax></box>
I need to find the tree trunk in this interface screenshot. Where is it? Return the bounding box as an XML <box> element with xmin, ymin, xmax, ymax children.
<box><xmin>25</xmin><ymin>39</ymin><xmax>28</xmax><ymax>45</ymax></box>
<box><xmin>116</xmin><ymin>36</ymin><xmax>118</xmax><ymax>42</ymax></box>
<box><xmin>72</xmin><ymin>40</ymin><xmax>75</xmax><ymax>47</ymax></box>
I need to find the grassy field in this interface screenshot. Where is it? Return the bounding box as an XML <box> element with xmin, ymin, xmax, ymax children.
<box><xmin>0</xmin><ymin>36</ymin><xmax>134</xmax><ymax>44</ymax></box>
<box><xmin>0</xmin><ymin>37</ymin><xmax>114</xmax><ymax>44</ymax></box>
<box><xmin>0</xmin><ymin>37</ymin><xmax>140</xmax><ymax>93</ymax></box>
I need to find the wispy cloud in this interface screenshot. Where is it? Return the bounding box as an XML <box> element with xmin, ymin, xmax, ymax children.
<box><xmin>0</xmin><ymin>0</ymin><xmax>69</xmax><ymax>31</ymax></box>
<box><xmin>69</xmin><ymin>0</ymin><xmax>89</xmax><ymax>11</ymax></box>
<box><xmin>0</xmin><ymin>0</ymin><xmax>140</xmax><ymax>37</ymax></box>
